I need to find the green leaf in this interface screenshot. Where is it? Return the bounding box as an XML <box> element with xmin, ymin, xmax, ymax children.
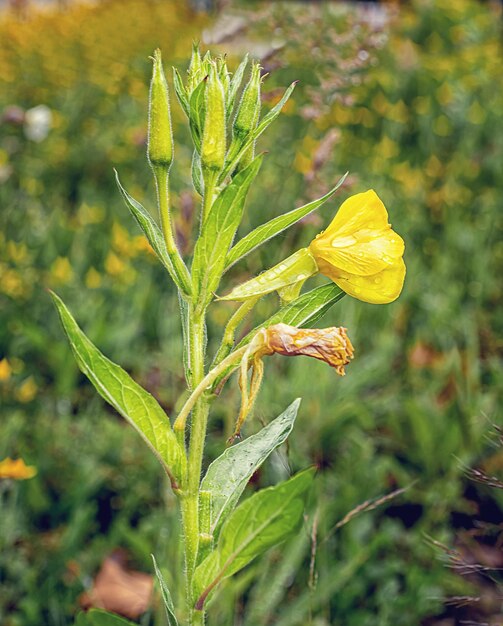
<box><xmin>225</xmin><ymin>172</ymin><xmax>348</xmax><ymax>269</ymax></box>
<box><xmin>51</xmin><ymin>291</ymin><xmax>186</xmax><ymax>487</ymax></box>
<box><xmin>172</xmin><ymin>66</ymin><xmax>190</xmax><ymax>119</ymax></box>
<box><xmin>152</xmin><ymin>555</ymin><xmax>178</xmax><ymax>626</ymax></box>
<box><xmin>191</xmin><ymin>150</ymin><xmax>204</xmax><ymax>196</ymax></box>
<box><xmin>114</xmin><ymin>171</ymin><xmax>191</xmax><ymax>297</ymax></box>
<box><xmin>178</xmin><ymin>292</ymin><xmax>191</xmax><ymax>386</ymax></box>
<box><xmin>191</xmin><ymin>155</ymin><xmax>263</xmax><ymax>307</ymax></box>
<box><xmin>227</xmin><ymin>54</ymin><xmax>249</xmax><ymax>117</ymax></box>
<box><xmin>189</xmin><ymin>78</ymin><xmax>207</xmax><ymax>152</ymax></box>
<box><xmin>75</xmin><ymin>609</ymin><xmax>136</xmax><ymax>626</ymax></box>
<box><xmin>200</xmin><ymin>399</ymin><xmax>300</xmax><ymax>536</ymax></box>
<box><xmin>255</xmin><ymin>81</ymin><xmax>297</xmax><ymax>137</ymax></box>
<box><xmin>261</xmin><ymin>283</ymin><xmax>345</xmax><ymax>328</ymax></box>
<box><xmin>193</xmin><ymin>468</ymin><xmax>314</xmax><ymax>609</ymax></box>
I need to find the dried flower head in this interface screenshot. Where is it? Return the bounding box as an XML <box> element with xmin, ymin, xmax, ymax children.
<box><xmin>257</xmin><ymin>323</ymin><xmax>354</xmax><ymax>375</ymax></box>
<box><xmin>272</xmin><ymin>324</ymin><xmax>354</xmax><ymax>374</ymax></box>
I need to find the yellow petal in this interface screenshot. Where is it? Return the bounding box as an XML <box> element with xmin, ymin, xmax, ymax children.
<box><xmin>323</xmin><ymin>190</ymin><xmax>389</xmax><ymax>238</ymax></box>
<box><xmin>0</xmin><ymin>457</ymin><xmax>37</xmax><ymax>480</ymax></box>
<box><xmin>311</xmin><ymin>227</ymin><xmax>404</xmax><ymax>276</ymax></box>
<box><xmin>331</xmin><ymin>258</ymin><xmax>406</xmax><ymax>304</ymax></box>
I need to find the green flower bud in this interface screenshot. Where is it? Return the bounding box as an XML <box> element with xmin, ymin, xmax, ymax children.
<box><xmin>201</xmin><ymin>63</ymin><xmax>226</xmax><ymax>172</ymax></box>
<box><xmin>187</xmin><ymin>42</ymin><xmax>203</xmax><ymax>94</ymax></box>
<box><xmin>216</xmin><ymin>56</ymin><xmax>230</xmax><ymax>103</ymax></box>
<box><xmin>233</xmin><ymin>62</ymin><xmax>262</xmax><ymax>142</ymax></box>
<box><xmin>147</xmin><ymin>49</ymin><xmax>173</xmax><ymax>171</ymax></box>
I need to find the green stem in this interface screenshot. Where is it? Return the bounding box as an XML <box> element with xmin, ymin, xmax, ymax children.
<box><xmin>202</xmin><ymin>169</ymin><xmax>218</xmax><ymax>223</ymax></box>
<box><xmin>212</xmin><ymin>297</ymin><xmax>259</xmax><ymax>367</ymax></box>
<box><xmin>174</xmin><ymin>344</ymin><xmax>248</xmax><ymax>434</ymax></box>
<box><xmin>179</xmin><ymin>307</ymin><xmax>207</xmax><ymax>625</ymax></box>
<box><xmin>154</xmin><ymin>167</ymin><xmax>192</xmax><ymax>296</ymax></box>
<box><xmin>191</xmin><ymin>610</ymin><xmax>205</xmax><ymax>626</ymax></box>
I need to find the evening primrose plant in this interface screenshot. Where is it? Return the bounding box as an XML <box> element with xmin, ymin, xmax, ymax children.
<box><xmin>51</xmin><ymin>46</ymin><xmax>405</xmax><ymax>626</ymax></box>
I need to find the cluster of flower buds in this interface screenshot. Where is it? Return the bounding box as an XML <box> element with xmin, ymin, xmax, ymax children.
<box><xmin>172</xmin><ymin>45</ymin><xmax>269</xmax><ymax>204</ymax></box>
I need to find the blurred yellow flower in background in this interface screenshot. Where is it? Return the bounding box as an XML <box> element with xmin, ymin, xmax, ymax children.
<box><xmin>309</xmin><ymin>190</ymin><xmax>406</xmax><ymax>304</ymax></box>
<box><xmin>50</xmin><ymin>257</ymin><xmax>74</xmax><ymax>285</ymax></box>
<box><xmin>0</xmin><ymin>457</ymin><xmax>37</xmax><ymax>480</ymax></box>
<box><xmin>15</xmin><ymin>376</ymin><xmax>38</xmax><ymax>403</ymax></box>
<box><xmin>0</xmin><ymin>358</ymin><xmax>12</xmax><ymax>382</ymax></box>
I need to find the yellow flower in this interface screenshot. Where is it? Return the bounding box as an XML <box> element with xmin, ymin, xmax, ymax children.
<box><xmin>309</xmin><ymin>190</ymin><xmax>406</xmax><ymax>304</ymax></box>
<box><xmin>0</xmin><ymin>457</ymin><xmax>37</xmax><ymax>480</ymax></box>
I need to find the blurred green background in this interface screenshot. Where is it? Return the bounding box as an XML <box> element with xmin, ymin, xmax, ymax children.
<box><xmin>1</xmin><ymin>0</ymin><xmax>503</xmax><ymax>624</ymax></box>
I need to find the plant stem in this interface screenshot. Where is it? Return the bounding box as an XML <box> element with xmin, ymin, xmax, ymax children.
<box><xmin>179</xmin><ymin>306</ymin><xmax>207</xmax><ymax>625</ymax></box>
<box><xmin>212</xmin><ymin>297</ymin><xmax>259</xmax><ymax>367</ymax></box>
<box><xmin>154</xmin><ymin>167</ymin><xmax>192</xmax><ymax>296</ymax></box>
<box><xmin>202</xmin><ymin>169</ymin><xmax>218</xmax><ymax>223</ymax></box>
<box><xmin>174</xmin><ymin>344</ymin><xmax>248</xmax><ymax>434</ymax></box>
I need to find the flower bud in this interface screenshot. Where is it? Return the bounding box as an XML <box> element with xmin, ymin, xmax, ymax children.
<box><xmin>201</xmin><ymin>63</ymin><xmax>226</xmax><ymax>172</ymax></box>
<box><xmin>216</xmin><ymin>56</ymin><xmax>230</xmax><ymax>103</ymax></box>
<box><xmin>254</xmin><ymin>323</ymin><xmax>354</xmax><ymax>376</ymax></box>
<box><xmin>233</xmin><ymin>62</ymin><xmax>261</xmax><ymax>143</ymax></box>
<box><xmin>187</xmin><ymin>43</ymin><xmax>203</xmax><ymax>94</ymax></box>
<box><xmin>147</xmin><ymin>49</ymin><xmax>173</xmax><ymax>171</ymax></box>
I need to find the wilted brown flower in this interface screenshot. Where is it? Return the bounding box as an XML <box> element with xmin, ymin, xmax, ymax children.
<box><xmin>257</xmin><ymin>323</ymin><xmax>354</xmax><ymax>375</ymax></box>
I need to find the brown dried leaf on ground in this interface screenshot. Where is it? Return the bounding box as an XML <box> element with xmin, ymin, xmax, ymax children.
<box><xmin>80</xmin><ymin>549</ymin><xmax>153</xmax><ymax>620</ymax></box>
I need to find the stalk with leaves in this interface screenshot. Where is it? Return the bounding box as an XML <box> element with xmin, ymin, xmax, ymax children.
<box><xmin>52</xmin><ymin>46</ymin><xmax>406</xmax><ymax>626</ymax></box>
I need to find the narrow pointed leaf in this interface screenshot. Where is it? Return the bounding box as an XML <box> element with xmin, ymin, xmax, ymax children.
<box><xmin>152</xmin><ymin>555</ymin><xmax>178</xmax><ymax>626</ymax></box>
<box><xmin>114</xmin><ymin>171</ymin><xmax>191</xmax><ymax>297</ymax></box>
<box><xmin>51</xmin><ymin>292</ymin><xmax>186</xmax><ymax>486</ymax></box>
<box><xmin>201</xmin><ymin>399</ymin><xmax>300</xmax><ymax>535</ymax></box>
<box><xmin>193</xmin><ymin>468</ymin><xmax>314</xmax><ymax>609</ymax></box>
<box><xmin>227</xmin><ymin>54</ymin><xmax>249</xmax><ymax>117</ymax></box>
<box><xmin>172</xmin><ymin>67</ymin><xmax>190</xmax><ymax>119</ymax></box>
<box><xmin>237</xmin><ymin>284</ymin><xmax>345</xmax><ymax>349</ymax></box>
<box><xmin>189</xmin><ymin>78</ymin><xmax>207</xmax><ymax>152</ymax></box>
<box><xmin>192</xmin><ymin>155</ymin><xmax>263</xmax><ymax>307</ymax></box>
<box><xmin>226</xmin><ymin>172</ymin><xmax>348</xmax><ymax>269</ymax></box>
<box><xmin>191</xmin><ymin>150</ymin><xmax>204</xmax><ymax>196</ymax></box>
<box><xmin>255</xmin><ymin>81</ymin><xmax>297</xmax><ymax>137</ymax></box>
